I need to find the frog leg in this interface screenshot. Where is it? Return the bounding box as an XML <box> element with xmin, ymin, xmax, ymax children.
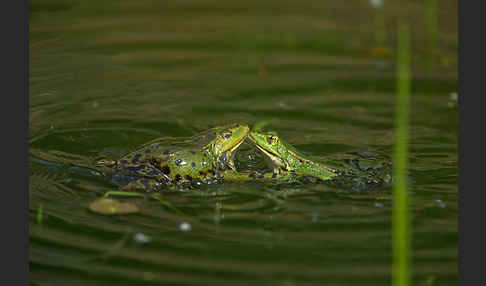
<box><xmin>122</xmin><ymin>163</ymin><xmax>172</xmax><ymax>182</ymax></box>
<box><xmin>120</xmin><ymin>177</ymin><xmax>167</xmax><ymax>192</ymax></box>
<box><xmin>116</xmin><ymin>162</ymin><xmax>173</xmax><ymax>192</ymax></box>
<box><xmin>226</xmin><ymin>158</ymin><xmax>236</xmax><ymax>171</ymax></box>
<box><xmin>217</xmin><ymin>151</ymin><xmax>230</xmax><ymax>170</ymax></box>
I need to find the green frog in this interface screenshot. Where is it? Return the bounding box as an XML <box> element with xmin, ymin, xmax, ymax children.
<box><xmin>248</xmin><ymin>130</ymin><xmax>393</xmax><ymax>191</ymax></box>
<box><xmin>98</xmin><ymin>124</ymin><xmax>250</xmax><ymax>191</ymax></box>
<box><xmin>247</xmin><ymin>131</ymin><xmax>339</xmax><ymax>180</ymax></box>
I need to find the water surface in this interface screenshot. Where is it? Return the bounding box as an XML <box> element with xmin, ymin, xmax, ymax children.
<box><xmin>29</xmin><ymin>1</ymin><xmax>457</xmax><ymax>285</ymax></box>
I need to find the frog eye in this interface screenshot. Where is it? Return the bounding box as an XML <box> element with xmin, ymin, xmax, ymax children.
<box><xmin>223</xmin><ymin>132</ymin><xmax>232</xmax><ymax>139</ymax></box>
<box><xmin>267</xmin><ymin>135</ymin><xmax>277</xmax><ymax>144</ymax></box>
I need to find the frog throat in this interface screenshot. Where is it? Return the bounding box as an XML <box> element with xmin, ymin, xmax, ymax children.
<box><xmin>216</xmin><ymin>138</ymin><xmax>246</xmax><ymax>170</ymax></box>
<box><xmin>252</xmin><ymin>143</ymin><xmax>288</xmax><ymax>170</ymax></box>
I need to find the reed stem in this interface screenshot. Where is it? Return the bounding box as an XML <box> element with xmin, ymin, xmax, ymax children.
<box><xmin>392</xmin><ymin>22</ymin><xmax>412</xmax><ymax>286</ymax></box>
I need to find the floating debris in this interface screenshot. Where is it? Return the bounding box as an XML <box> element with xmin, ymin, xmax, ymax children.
<box><xmin>179</xmin><ymin>222</ymin><xmax>192</xmax><ymax>232</ymax></box>
<box><xmin>374</xmin><ymin>202</ymin><xmax>384</xmax><ymax>208</ymax></box>
<box><xmin>89</xmin><ymin>198</ymin><xmax>139</xmax><ymax>215</ymax></box>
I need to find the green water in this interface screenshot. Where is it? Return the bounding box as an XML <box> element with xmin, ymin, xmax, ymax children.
<box><xmin>29</xmin><ymin>1</ymin><xmax>458</xmax><ymax>285</ymax></box>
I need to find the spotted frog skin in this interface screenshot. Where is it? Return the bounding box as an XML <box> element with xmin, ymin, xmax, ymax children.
<box><xmin>99</xmin><ymin>124</ymin><xmax>250</xmax><ymax>191</ymax></box>
<box><xmin>248</xmin><ymin>131</ymin><xmax>393</xmax><ymax>191</ymax></box>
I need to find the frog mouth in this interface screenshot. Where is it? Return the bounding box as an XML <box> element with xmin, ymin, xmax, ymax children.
<box><xmin>228</xmin><ymin>138</ymin><xmax>245</xmax><ymax>154</ymax></box>
<box><xmin>248</xmin><ymin>135</ymin><xmax>274</xmax><ymax>157</ymax></box>
<box><xmin>252</xmin><ymin>144</ymin><xmax>286</xmax><ymax>169</ymax></box>
<box><xmin>247</xmin><ymin>134</ymin><xmax>287</xmax><ymax>169</ymax></box>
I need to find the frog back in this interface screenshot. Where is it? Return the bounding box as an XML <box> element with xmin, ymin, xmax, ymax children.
<box><xmin>156</xmin><ymin>150</ymin><xmax>222</xmax><ymax>185</ymax></box>
<box><xmin>318</xmin><ymin>153</ymin><xmax>393</xmax><ymax>191</ymax></box>
<box><xmin>123</xmin><ymin>125</ymin><xmax>235</xmax><ymax>160</ymax></box>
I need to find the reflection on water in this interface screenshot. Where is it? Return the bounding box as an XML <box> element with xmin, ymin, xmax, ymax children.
<box><xmin>30</xmin><ymin>0</ymin><xmax>457</xmax><ymax>285</ymax></box>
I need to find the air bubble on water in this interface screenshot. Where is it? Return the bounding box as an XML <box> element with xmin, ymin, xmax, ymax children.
<box><xmin>435</xmin><ymin>199</ymin><xmax>446</xmax><ymax>208</ymax></box>
<box><xmin>91</xmin><ymin>170</ymin><xmax>102</xmax><ymax>177</ymax></box>
<box><xmin>133</xmin><ymin>232</ymin><xmax>151</xmax><ymax>244</ymax></box>
<box><xmin>370</xmin><ymin>0</ymin><xmax>383</xmax><ymax>8</ymax></box>
<box><xmin>179</xmin><ymin>222</ymin><xmax>192</xmax><ymax>232</ymax></box>
<box><xmin>450</xmin><ymin>92</ymin><xmax>458</xmax><ymax>101</ymax></box>
<box><xmin>374</xmin><ymin>202</ymin><xmax>384</xmax><ymax>208</ymax></box>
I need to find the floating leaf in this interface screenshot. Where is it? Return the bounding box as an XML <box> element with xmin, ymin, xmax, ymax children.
<box><xmin>102</xmin><ymin>191</ymin><xmax>184</xmax><ymax>215</ymax></box>
<box><xmin>89</xmin><ymin>198</ymin><xmax>139</xmax><ymax>215</ymax></box>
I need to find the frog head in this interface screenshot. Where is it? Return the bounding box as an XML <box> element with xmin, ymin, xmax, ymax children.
<box><xmin>248</xmin><ymin>131</ymin><xmax>295</xmax><ymax>173</ymax></box>
<box><xmin>205</xmin><ymin>124</ymin><xmax>250</xmax><ymax>170</ymax></box>
<box><xmin>249</xmin><ymin>131</ymin><xmax>341</xmax><ymax>180</ymax></box>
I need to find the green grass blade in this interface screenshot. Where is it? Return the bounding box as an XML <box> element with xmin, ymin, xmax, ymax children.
<box><xmin>151</xmin><ymin>194</ymin><xmax>185</xmax><ymax>215</ymax></box>
<box><xmin>103</xmin><ymin>191</ymin><xmax>146</xmax><ymax>198</ymax></box>
<box><xmin>252</xmin><ymin>119</ymin><xmax>277</xmax><ymax>132</ymax></box>
<box><xmin>392</xmin><ymin>22</ymin><xmax>412</xmax><ymax>286</ymax></box>
<box><xmin>103</xmin><ymin>190</ymin><xmax>185</xmax><ymax>215</ymax></box>
<box><xmin>37</xmin><ymin>204</ymin><xmax>43</xmax><ymax>225</ymax></box>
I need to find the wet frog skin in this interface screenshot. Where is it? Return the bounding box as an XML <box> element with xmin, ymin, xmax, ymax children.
<box><xmin>317</xmin><ymin>152</ymin><xmax>393</xmax><ymax>191</ymax></box>
<box><xmin>99</xmin><ymin>124</ymin><xmax>250</xmax><ymax>191</ymax></box>
<box><xmin>248</xmin><ymin>131</ymin><xmax>339</xmax><ymax>181</ymax></box>
<box><xmin>248</xmin><ymin>131</ymin><xmax>393</xmax><ymax>191</ymax></box>
<box><xmin>97</xmin><ymin>124</ymin><xmax>391</xmax><ymax>192</ymax></box>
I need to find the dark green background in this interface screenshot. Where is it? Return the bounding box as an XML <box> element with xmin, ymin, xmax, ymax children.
<box><xmin>29</xmin><ymin>1</ymin><xmax>457</xmax><ymax>285</ymax></box>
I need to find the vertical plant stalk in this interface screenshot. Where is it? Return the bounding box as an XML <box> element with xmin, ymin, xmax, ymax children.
<box><xmin>392</xmin><ymin>23</ymin><xmax>411</xmax><ymax>286</ymax></box>
<box><xmin>426</xmin><ymin>0</ymin><xmax>438</xmax><ymax>69</ymax></box>
<box><xmin>37</xmin><ymin>204</ymin><xmax>43</xmax><ymax>225</ymax></box>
